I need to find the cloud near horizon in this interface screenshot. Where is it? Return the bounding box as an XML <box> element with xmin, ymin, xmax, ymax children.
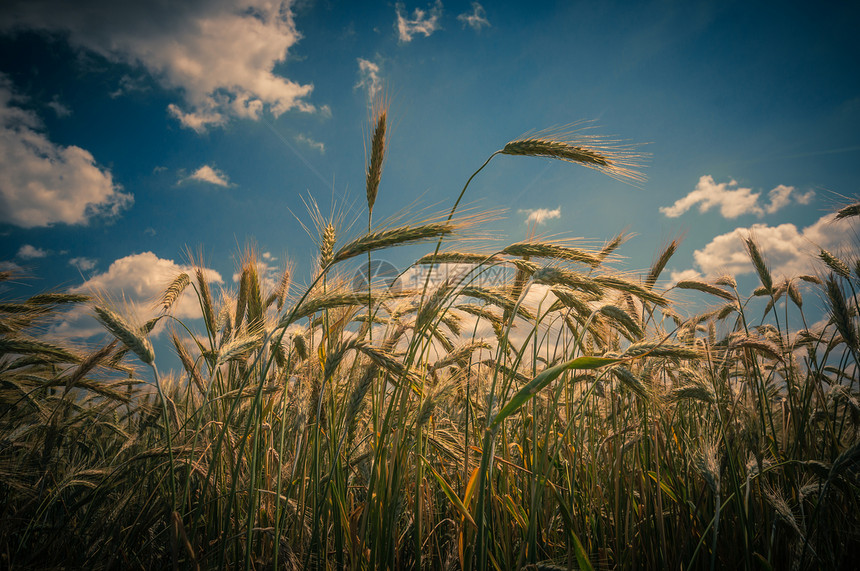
<box><xmin>396</xmin><ymin>1</ymin><xmax>442</xmax><ymax>43</ymax></box>
<box><xmin>660</xmin><ymin>175</ymin><xmax>814</xmax><ymax>219</ymax></box>
<box><xmin>51</xmin><ymin>252</ymin><xmax>223</xmax><ymax>340</ymax></box>
<box><xmin>0</xmin><ymin>0</ymin><xmax>317</xmax><ymax>132</ymax></box>
<box><xmin>0</xmin><ymin>75</ymin><xmax>132</xmax><ymax>228</ymax></box>
<box><xmin>669</xmin><ymin>212</ymin><xmax>855</xmax><ymax>284</ymax></box>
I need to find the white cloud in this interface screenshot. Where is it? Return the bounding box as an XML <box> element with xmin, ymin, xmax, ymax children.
<box><xmin>672</xmin><ymin>213</ymin><xmax>855</xmax><ymax>283</ymax></box>
<box><xmin>52</xmin><ymin>252</ymin><xmax>223</xmax><ymax>339</ymax></box>
<box><xmin>660</xmin><ymin>175</ymin><xmax>814</xmax><ymax>219</ymax></box>
<box><xmin>668</xmin><ymin>268</ymin><xmax>703</xmax><ymax>285</ymax></box>
<box><xmin>0</xmin><ymin>0</ymin><xmax>316</xmax><ymax>133</ymax></box>
<box><xmin>17</xmin><ymin>244</ymin><xmax>48</xmax><ymax>259</ymax></box>
<box><xmin>520</xmin><ymin>207</ymin><xmax>561</xmax><ymax>225</ymax></box>
<box><xmin>356</xmin><ymin>58</ymin><xmax>383</xmax><ymax>101</ymax></box>
<box><xmin>69</xmin><ymin>257</ymin><xmax>97</xmax><ymax>272</ymax></box>
<box><xmin>295</xmin><ymin>132</ymin><xmax>324</xmax><ymax>153</ymax></box>
<box><xmin>457</xmin><ymin>2</ymin><xmax>489</xmax><ymax>30</ymax></box>
<box><xmin>396</xmin><ymin>1</ymin><xmax>442</xmax><ymax>43</ymax></box>
<box><xmin>47</xmin><ymin>96</ymin><xmax>71</xmax><ymax>117</ymax></box>
<box><xmin>185</xmin><ymin>165</ymin><xmax>232</xmax><ymax>187</ymax></box>
<box><xmin>0</xmin><ymin>75</ymin><xmax>132</xmax><ymax>228</ymax></box>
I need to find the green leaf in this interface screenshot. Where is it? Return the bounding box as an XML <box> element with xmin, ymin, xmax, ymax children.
<box><xmin>490</xmin><ymin>356</ymin><xmax>620</xmax><ymax>429</ymax></box>
<box><xmin>420</xmin><ymin>456</ymin><xmax>476</xmax><ymax>528</ymax></box>
<box><xmin>551</xmin><ymin>484</ymin><xmax>594</xmax><ymax>571</ymax></box>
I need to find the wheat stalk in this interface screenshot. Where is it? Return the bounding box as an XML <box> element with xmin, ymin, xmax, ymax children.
<box><xmin>62</xmin><ymin>340</ymin><xmax>117</xmax><ymax>392</ymax></box>
<box><xmin>172</xmin><ymin>331</ymin><xmax>206</xmax><ymax>394</ymax></box>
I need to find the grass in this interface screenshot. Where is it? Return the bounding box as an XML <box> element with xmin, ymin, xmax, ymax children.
<box><xmin>1</xmin><ymin>119</ymin><xmax>859</xmax><ymax>570</ymax></box>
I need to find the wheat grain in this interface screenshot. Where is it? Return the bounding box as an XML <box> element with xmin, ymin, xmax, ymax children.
<box><xmin>503</xmin><ymin>241</ymin><xmax>602</xmax><ymax>267</ymax></box>
<box><xmin>196</xmin><ymin>268</ymin><xmax>216</xmax><ymax>335</ymax></box>
<box><xmin>744</xmin><ymin>236</ymin><xmax>773</xmax><ymax>292</ymax></box>
<box><xmin>500</xmin><ymin>126</ymin><xmax>647</xmax><ymax>185</ymax></box>
<box><xmin>594</xmin><ymin>275</ymin><xmax>669</xmax><ymax>306</ymax></box>
<box><xmin>63</xmin><ymin>340</ymin><xmax>117</xmax><ymax>391</ymax></box>
<box><xmin>332</xmin><ymin>223</ymin><xmax>454</xmax><ymax>265</ymax></box>
<box><xmin>216</xmin><ymin>331</ymin><xmax>264</xmax><ymax>364</ymax></box>
<box><xmin>320</xmin><ymin>223</ymin><xmax>336</xmax><ymax>268</ymax></box>
<box><xmin>26</xmin><ymin>293</ymin><xmax>90</xmax><ymax>305</ymax></box>
<box><xmin>365</xmin><ymin>104</ymin><xmax>387</xmax><ymax>213</ymax></box>
<box><xmin>416</xmin><ymin>252</ymin><xmax>498</xmax><ymax>265</ymax></box>
<box><xmin>825</xmin><ymin>275</ymin><xmax>858</xmax><ymax>350</ymax></box>
<box><xmin>835</xmin><ymin>202</ymin><xmax>860</xmax><ymax>220</ymax></box>
<box><xmin>93</xmin><ymin>306</ymin><xmax>154</xmax><ymax>365</ymax></box>
<box><xmin>160</xmin><ymin>273</ymin><xmax>190</xmax><ymax>314</ymax></box>
<box><xmin>819</xmin><ymin>249</ymin><xmax>851</xmax><ymax>279</ymax></box>
<box><xmin>172</xmin><ymin>331</ymin><xmax>206</xmax><ymax>394</ymax></box>
<box><xmin>675</xmin><ymin>279</ymin><xmax>735</xmax><ymax>301</ymax></box>
<box><xmin>646</xmin><ymin>239</ymin><xmax>679</xmax><ymax>288</ymax></box>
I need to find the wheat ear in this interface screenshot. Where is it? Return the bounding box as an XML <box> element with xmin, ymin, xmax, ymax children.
<box><xmin>93</xmin><ymin>306</ymin><xmax>154</xmax><ymax>365</ymax></box>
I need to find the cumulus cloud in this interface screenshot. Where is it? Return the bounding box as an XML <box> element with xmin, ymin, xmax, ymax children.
<box><xmin>0</xmin><ymin>75</ymin><xmax>132</xmax><ymax>228</ymax></box>
<box><xmin>0</xmin><ymin>0</ymin><xmax>316</xmax><ymax>132</ymax></box>
<box><xmin>17</xmin><ymin>244</ymin><xmax>47</xmax><ymax>259</ymax></box>
<box><xmin>69</xmin><ymin>257</ymin><xmax>97</xmax><ymax>272</ymax></box>
<box><xmin>295</xmin><ymin>132</ymin><xmax>324</xmax><ymax>153</ymax></box>
<box><xmin>660</xmin><ymin>175</ymin><xmax>815</xmax><ymax>219</ymax></box>
<box><xmin>184</xmin><ymin>165</ymin><xmax>232</xmax><ymax>187</ymax></box>
<box><xmin>356</xmin><ymin>58</ymin><xmax>383</xmax><ymax>101</ymax></box>
<box><xmin>52</xmin><ymin>252</ymin><xmax>223</xmax><ymax>339</ymax></box>
<box><xmin>520</xmin><ymin>207</ymin><xmax>561</xmax><ymax>225</ymax></box>
<box><xmin>457</xmin><ymin>2</ymin><xmax>489</xmax><ymax>30</ymax></box>
<box><xmin>396</xmin><ymin>1</ymin><xmax>442</xmax><ymax>43</ymax></box>
<box><xmin>669</xmin><ymin>213</ymin><xmax>855</xmax><ymax>284</ymax></box>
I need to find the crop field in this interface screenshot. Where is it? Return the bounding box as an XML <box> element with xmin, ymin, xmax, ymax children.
<box><xmin>1</xmin><ymin>109</ymin><xmax>859</xmax><ymax>570</ymax></box>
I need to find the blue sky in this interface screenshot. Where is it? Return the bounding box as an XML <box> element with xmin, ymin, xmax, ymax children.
<box><xmin>0</xmin><ymin>0</ymin><xmax>858</xmax><ymax>340</ymax></box>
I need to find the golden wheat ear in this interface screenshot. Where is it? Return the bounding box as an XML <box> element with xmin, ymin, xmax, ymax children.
<box><xmin>93</xmin><ymin>305</ymin><xmax>155</xmax><ymax>365</ymax></box>
<box><xmin>365</xmin><ymin>90</ymin><xmax>389</xmax><ymax>214</ymax></box>
<box><xmin>500</xmin><ymin>123</ymin><xmax>648</xmax><ymax>185</ymax></box>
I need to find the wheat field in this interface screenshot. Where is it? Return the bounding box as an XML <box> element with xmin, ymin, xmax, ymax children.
<box><xmin>1</xmin><ymin>112</ymin><xmax>858</xmax><ymax>570</ymax></box>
